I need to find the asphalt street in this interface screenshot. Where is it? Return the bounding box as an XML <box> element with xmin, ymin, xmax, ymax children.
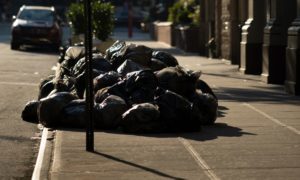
<box><xmin>0</xmin><ymin>22</ymin><xmax>58</xmax><ymax>179</ymax></box>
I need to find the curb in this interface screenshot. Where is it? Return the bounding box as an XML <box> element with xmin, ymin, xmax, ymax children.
<box><xmin>32</xmin><ymin>128</ymin><xmax>48</xmax><ymax>180</ymax></box>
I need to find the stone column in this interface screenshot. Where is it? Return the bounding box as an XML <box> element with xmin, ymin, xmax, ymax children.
<box><xmin>229</xmin><ymin>0</ymin><xmax>240</xmax><ymax>65</ymax></box>
<box><xmin>214</xmin><ymin>0</ymin><xmax>222</xmax><ymax>58</ymax></box>
<box><xmin>240</xmin><ymin>0</ymin><xmax>266</xmax><ymax>75</ymax></box>
<box><xmin>198</xmin><ymin>0</ymin><xmax>209</xmax><ymax>56</ymax></box>
<box><xmin>262</xmin><ymin>0</ymin><xmax>297</xmax><ymax>84</ymax></box>
<box><xmin>285</xmin><ymin>0</ymin><xmax>300</xmax><ymax>95</ymax></box>
<box><xmin>203</xmin><ymin>0</ymin><xmax>216</xmax><ymax>57</ymax></box>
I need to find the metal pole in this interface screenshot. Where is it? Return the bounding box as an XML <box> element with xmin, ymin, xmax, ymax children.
<box><xmin>84</xmin><ymin>0</ymin><xmax>94</xmax><ymax>152</ymax></box>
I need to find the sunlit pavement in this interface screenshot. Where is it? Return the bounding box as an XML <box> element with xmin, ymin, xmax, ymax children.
<box><xmin>50</xmin><ymin>27</ymin><xmax>300</xmax><ymax>180</ymax></box>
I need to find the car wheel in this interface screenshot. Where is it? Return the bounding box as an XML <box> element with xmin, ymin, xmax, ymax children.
<box><xmin>11</xmin><ymin>42</ymin><xmax>20</xmax><ymax>50</ymax></box>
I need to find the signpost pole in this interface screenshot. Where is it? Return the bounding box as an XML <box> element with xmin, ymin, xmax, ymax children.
<box><xmin>84</xmin><ymin>0</ymin><xmax>94</xmax><ymax>152</ymax></box>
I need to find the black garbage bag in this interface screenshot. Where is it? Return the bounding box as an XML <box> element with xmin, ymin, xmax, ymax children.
<box><xmin>94</xmin><ymin>95</ymin><xmax>128</xmax><ymax>129</ymax></box>
<box><xmin>58</xmin><ymin>45</ymin><xmax>87</xmax><ymax>74</ymax></box>
<box><xmin>125</xmin><ymin>70</ymin><xmax>157</xmax><ymax>93</ymax></box>
<box><xmin>74</xmin><ymin>69</ymin><xmax>104</xmax><ymax>99</ymax></box>
<box><xmin>128</xmin><ymin>88</ymin><xmax>156</xmax><ymax>105</ymax></box>
<box><xmin>57</xmin><ymin>46</ymin><xmax>85</xmax><ymax>77</ymax></box>
<box><xmin>152</xmin><ymin>51</ymin><xmax>179</xmax><ymax>67</ymax></box>
<box><xmin>191</xmin><ymin>92</ymin><xmax>218</xmax><ymax>125</ymax></box>
<box><xmin>106</xmin><ymin>41</ymin><xmax>128</xmax><ymax>69</ymax></box>
<box><xmin>155</xmin><ymin>66</ymin><xmax>201</xmax><ymax>98</ymax></box>
<box><xmin>38</xmin><ymin>92</ymin><xmax>78</xmax><ymax>127</ymax></box>
<box><xmin>72</xmin><ymin>57</ymin><xmax>86</xmax><ymax>78</ymax></box>
<box><xmin>72</xmin><ymin>54</ymin><xmax>111</xmax><ymax>78</ymax></box>
<box><xmin>123</xmin><ymin>44</ymin><xmax>153</xmax><ymax>67</ymax></box>
<box><xmin>94</xmin><ymin>87</ymin><xmax>110</xmax><ymax>103</ymax></box>
<box><xmin>117</xmin><ymin>59</ymin><xmax>146</xmax><ymax>76</ymax></box>
<box><xmin>121</xmin><ymin>103</ymin><xmax>162</xmax><ymax>133</ymax></box>
<box><xmin>92</xmin><ymin>53</ymin><xmax>112</xmax><ymax>73</ymax></box>
<box><xmin>38</xmin><ymin>80</ymin><xmax>55</xmax><ymax>100</ymax></box>
<box><xmin>39</xmin><ymin>75</ymin><xmax>55</xmax><ymax>90</ymax></box>
<box><xmin>21</xmin><ymin>100</ymin><xmax>39</xmax><ymax>123</ymax></box>
<box><xmin>196</xmin><ymin>79</ymin><xmax>217</xmax><ymax>100</ymax></box>
<box><xmin>59</xmin><ymin>76</ymin><xmax>76</xmax><ymax>92</ymax></box>
<box><xmin>47</xmin><ymin>77</ymin><xmax>77</xmax><ymax>99</ymax></box>
<box><xmin>125</xmin><ymin>70</ymin><xmax>158</xmax><ymax>105</ymax></box>
<box><xmin>65</xmin><ymin>46</ymin><xmax>85</xmax><ymax>62</ymax></box>
<box><xmin>93</xmin><ymin>71</ymin><xmax>122</xmax><ymax>93</ymax></box>
<box><xmin>61</xmin><ymin>99</ymin><xmax>86</xmax><ymax>128</ymax></box>
<box><xmin>105</xmin><ymin>40</ymin><xmax>126</xmax><ymax>61</ymax></box>
<box><xmin>94</xmin><ymin>81</ymin><xmax>127</xmax><ymax>104</ymax></box>
<box><xmin>58</xmin><ymin>60</ymin><xmax>73</xmax><ymax>78</ymax></box>
<box><xmin>149</xmin><ymin>58</ymin><xmax>167</xmax><ymax>71</ymax></box>
<box><xmin>155</xmin><ymin>90</ymin><xmax>200</xmax><ymax>132</ymax></box>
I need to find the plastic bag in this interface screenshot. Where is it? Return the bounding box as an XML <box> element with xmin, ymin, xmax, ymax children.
<box><xmin>61</xmin><ymin>99</ymin><xmax>86</xmax><ymax>128</ymax></box>
<box><xmin>94</xmin><ymin>95</ymin><xmax>128</xmax><ymax>129</ymax></box>
<box><xmin>152</xmin><ymin>51</ymin><xmax>179</xmax><ymax>67</ymax></box>
<box><xmin>121</xmin><ymin>103</ymin><xmax>161</xmax><ymax>133</ymax></box>
<box><xmin>117</xmin><ymin>59</ymin><xmax>146</xmax><ymax>76</ymax></box>
<box><xmin>21</xmin><ymin>100</ymin><xmax>39</xmax><ymax>123</ymax></box>
<box><xmin>155</xmin><ymin>66</ymin><xmax>201</xmax><ymax>98</ymax></box>
<box><xmin>72</xmin><ymin>54</ymin><xmax>111</xmax><ymax>78</ymax></box>
<box><xmin>38</xmin><ymin>92</ymin><xmax>78</xmax><ymax>127</ymax></box>
<box><xmin>105</xmin><ymin>40</ymin><xmax>126</xmax><ymax>60</ymax></box>
<box><xmin>106</xmin><ymin>41</ymin><xmax>128</xmax><ymax>69</ymax></box>
<box><xmin>38</xmin><ymin>80</ymin><xmax>55</xmax><ymax>100</ymax></box>
<box><xmin>155</xmin><ymin>90</ymin><xmax>199</xmax><ymax>132</ymax></box>
<box><xmin>123</xmin><ymin>44</ymin><xmax>153</xmax><ymax>67</ymax></box>
<box><xmin>125</xmin><ymin>70</ymin><xmax>157</xmax><ymax>93</ymax></box>
<box><xmin>196</xmin><ymin>79</ymin><xmax>217</xmax><ymax>100</ymax></box>
<box><xmin>93</xmin><ymin>71</ymin><xmax>122</xmax><ymax>93</ymax></box>
<box><xmin>125</xmin><ymin>70</ymin><xmax>158</xmax><ymax>105</ymax></box>
<box><xmin>92</xmin><ymin>53</ymin><xmax>112</xmax><ymax>73</ymax></box>
<box><xmin>94</xmin><ymin>81</ymin><xmax>127</xmax><ymax>104</ymax></box>
<box><xmin>149</xmin><ymin>58</ymin><xmax>167</xmax><ymax>71</ymax></box>
<box><xmin>191</xmin><ymin>92</ymin><xmax>218</xmax><ymax>125</ymax></box>
<box><xmin>65</xmin><ymin>46</ymin><xmax>85</xmax><ymax>61</ymax></box>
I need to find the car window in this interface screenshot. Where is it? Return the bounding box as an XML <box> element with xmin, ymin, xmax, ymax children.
<box><xmin>18</xmin><ymin>9</ymin><xmax>54</xmax><ymax>22</ymax></box>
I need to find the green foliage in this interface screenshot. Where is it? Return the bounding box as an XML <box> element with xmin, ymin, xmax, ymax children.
<box><xmin>91</xmin><ymin>1</ymin><xmax>115</xmax><ymax>41</ymax></box>
<box><xmin>67</xmin><ymin>3</ymin><xmax>85</xmax><ymax>35</ymax></box>
<box><xmin>168</xmin><ymin>0</ymin><xmax>200</xmax><ymax>26</ymax></box>
<box><xmin>67</xmin><ymin>1</ymin><xmax>115</xmax><ymax>41</ymax></box>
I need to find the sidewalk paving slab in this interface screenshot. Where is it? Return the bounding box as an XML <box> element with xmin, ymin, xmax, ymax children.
<box><xmin>48</xmin><ymin>28</ymin><xmax>300</xmax><ymax>180</ymax></box>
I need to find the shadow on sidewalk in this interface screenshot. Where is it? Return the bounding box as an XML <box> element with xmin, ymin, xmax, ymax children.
<box><xmin>58</xmin><ymin>121</ymin><xmax>255</xmax><ymax>142</ymax></box>
<box><xmin>218</xmin><ymin>105</ymin><xmax>229</xmax><ymax>118</ymax></box>
<box><xmin>91</xmin><ymin>151</ymin><xmax>186</xmax><ymax>180</ymax></box>
<box><xmin>97</xmin><ymin>123</ymin><xmax>256</xmax><ymax>142</ymax></box>
<box><xmin>179</xmin><ymin>123</ymin><xmax>256</xmax><ymax>141</ymax></box>
<box><xmin>217</xmin><ymin>86</ymin><xmax>300</xmax><ymax>104</ymax></box>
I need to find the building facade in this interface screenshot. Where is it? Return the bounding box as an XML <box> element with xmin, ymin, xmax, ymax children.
<box><xmin>199</xmin><ymin>0</ymin><xmax>299</xmax><ymax>95</ymax></box>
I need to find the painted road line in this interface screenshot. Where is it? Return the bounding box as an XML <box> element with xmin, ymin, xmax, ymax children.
<box><xmin>0</xmin><ymin>81</ymin><xmax>37</xmax><ymax>86</ymax></box>
<box><xmin>32</xmin><ymin>128</ymin><xmax>48</xmax><ymax>180</ymax></box>
<box><xmin>243</xmin><ymin>103</ymin><xmax>300</xmax><ymax>135</ymax></box>
<box><xmin>178</xmin><ymin>137</ymin><xmax>220</xmax><ymax>180</ymax></box>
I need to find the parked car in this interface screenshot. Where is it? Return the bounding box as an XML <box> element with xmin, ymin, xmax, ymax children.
<box><xmin>11</xmin><ymin>5</ymin><xmax>62</xmax><ymax>50</ymax></box>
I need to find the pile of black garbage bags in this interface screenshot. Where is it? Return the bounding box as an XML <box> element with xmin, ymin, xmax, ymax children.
<box><xmin>22</xmin><ymin>41</ymin><xmax>218</xmax><ymax>133</ymax></box>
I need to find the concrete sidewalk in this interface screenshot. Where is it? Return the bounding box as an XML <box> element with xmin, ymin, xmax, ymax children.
<box><xmin>49</xmin><ymin>28</ymin><xmax>300</xmax><ymax>180</ymax></box>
